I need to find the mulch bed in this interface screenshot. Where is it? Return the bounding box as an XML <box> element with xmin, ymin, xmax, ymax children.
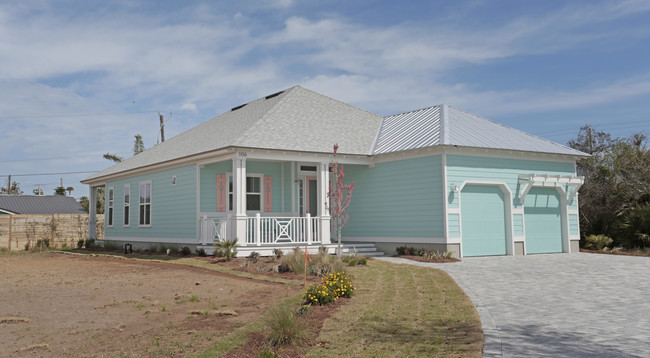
<box><xmin>193</xmin><ymin>257</ymin><xmax>323</xmax><ymax>282</ymax></box>
<box><xmin>222</xmin><ymin>300</ymin><xmax>346</xmax><ymax>358</ymax></box>
<box><xmin>580</xmin><ymin>248</ymin><xmax>650</xmax><ymax>257</ymax></box>
<box><xmin>394</xmin><ymin>255</ymin><xmax>460</xmax><ymax>263</ymax></box>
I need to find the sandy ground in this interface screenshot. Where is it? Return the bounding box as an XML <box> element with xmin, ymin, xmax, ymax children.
<box><xmin>0</xmin><ymin>252</ymin><xmax>298</xmax><ymax>357</ymax></box>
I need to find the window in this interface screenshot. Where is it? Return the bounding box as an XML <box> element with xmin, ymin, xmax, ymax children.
<box><xmin>107</xmin><ymin>187</ymin><xmax>114</xmax><ymax>227</ymax></box>
<box><xmin>123</xmin><ymin>184</ymin><xmax>130</xmax><ymax>226</ymax></box>
<box><xmin>227</xmin><ymin>174</ymin><xmax>263</xmax><ymax>211</ymax></box>
<box><xmin>139</xmin><ymin>181</ymin><xmax>151</xmax><ymax>226</ymax></box>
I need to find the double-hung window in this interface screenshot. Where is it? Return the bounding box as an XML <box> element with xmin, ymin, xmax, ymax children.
<box><xmin>123</xmin><ymin>184</ymin><xmax>130</xmax><ymax>226</ymax></box>
<box><xmin>139</xmin><ymin>181</ymin><xmax>151</xmax><ymax>227</ymax></box>
<box><xmin>226</xmin><ymin>174</ymin><xmax>262</xmax><ymax>211</ymax></box>
<box><xmin>107</xmin><ymin>187</ymin><xmax>114</xmax><ymax>227</ymax></box>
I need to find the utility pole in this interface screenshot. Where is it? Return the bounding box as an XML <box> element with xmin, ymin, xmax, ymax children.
<box><xmin>60</xmin><ymin>177</ymin><xmax>64</xmax><ymax>188</ymax></box>
<box><xmin>7</xmin><ymin>175</ymin><xmax>10</xmax><ymax>193</ymax></box>
<box><xmin>159</xmin><ymin>112</ymin><xmax>165</xmax><ymax>142</ymax></box>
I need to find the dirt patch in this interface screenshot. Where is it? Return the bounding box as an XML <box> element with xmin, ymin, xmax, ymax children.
<box><xmin>0</xmin><ymin>252</ymin><xmax>299</xmax><ymax>357</ymax></box>
<box><xmin>222</xmin><ymin>300</ymin><xmax>346</xmax><ymax>358</ymax></box>
<box><xmin>193</xmin><ymin>256</ymin><xmax>323</xmax><ymax>283</ymax></box>
<box><xmin>394</xmin><ymin>255</ymin><xmax>460</xmax><ymax>263</ymax></box>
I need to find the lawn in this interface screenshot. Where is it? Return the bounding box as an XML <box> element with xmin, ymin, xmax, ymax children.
<box><xmin>0</xmin><ymin>250</ymin><xmax>483</xmax><ymax>357</ymax></box>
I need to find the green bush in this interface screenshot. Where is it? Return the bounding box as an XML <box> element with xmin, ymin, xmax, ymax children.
<box><xmin>86</xmin><ymin>238</ymin><xmax>96</xmax><ymax>249</ymax></box>
<box><xmin>618</xmin><ymin>203</ymin><xmax>650</xmax><ymax>248</ymax></box>
<box><xmin>265</xmin><ymin>305</ymin><xmax>305</xmax><ymax>346</ymax></box>
<box><xmin>215</xmin><ymin>238</ymin><xmax>238</xmax><ymax>261</ymax></box>
<box><xmin>247</xmin><ymin>251</ymin><xmax>260</xmax><ymax>263</ymax></box>
<box><xmin>196</xmin><ymin>248</ymin><xmax>207</xmax><ymax>257</ymax></box>
<box><xmin>180</xmin><ymin>246</ymin><xmax>192</xmax><ymax>256</ymax></box>
<box><xmin>342</xmin><ymin>256</ymin><xmax>368</xmax><ymax>266</ymax></box>
<box><xmin>395</xmin><ymin>246</ymin><xmax>407</xmax><ymax>255</ymax></box>
<box><xmin>77</xmin><ymin>239</ymin><xmax>85</xmax><ymax>249</ymax></box>
<box><xmin>272</xmin><ymin>248</ymin><xmax>284</xmax><ymax>259</ymax></box>
<box><xmin>303</xmin><ymin>271</ymin><xmax>355</xmax><ymax>305</ymax></box>
<box><xmin>34</xmin><ymin>239</ymin><xmax>50</xmax><ymax>251</ymax></box>
<box><xmin>584</xmin><ymin>234</ymin><xmax>613</xmax><ymax>251</ymax></box>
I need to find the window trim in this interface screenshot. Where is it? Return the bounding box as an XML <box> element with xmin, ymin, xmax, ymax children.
<box><xmin>123</xmin><ymin>184</ymin><xmax>130</xmax><ymax>227</ymax></box>
<box><xmin>226</xmin><ymin>172</ymin><xmax>264</xmax><ymax>213</ymax></box>
<box><xmin>107</xmin><ymin>187</ymin><xmax>114</xmax><ymax>227</ymax></box>
<box><xmin>138</xmin><ymin>181</ymin><xmax>152</xmax><ymax>227</ymax></box>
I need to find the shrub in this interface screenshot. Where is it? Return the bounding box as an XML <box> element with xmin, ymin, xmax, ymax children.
<box><xmin>86</xmin><ymin>238</ymin><xmax>96</xmax><ymax>249</ymax></box>
<box><xmin>443</xmin><ymin>250</ymin><xmax>454</xmax><ymax>259</ymax></box>
<box><xmin>303</xmin><ymin>271</ymin><xmax>355</xmax><ymax>305</ymax></box>
<box><xmin>180</xmin><ymin>246</ymin><xmax>192</xmax><ymax>256</ymax></box>
<box><xmin>196</xmin><ymin>248</ymin><xmax>207</xmax><ymax>257</ymax></box>
<box><xmin>395</xmin><ymin>246</ymin><xmax>408</xmax><ymax>255</ymax></box>
<box><xmin>585</xmin><ymin>234</ymin><xmax>613</xmax><ymax>251</ymax></box>
<box><xmin>281</xmin><ymin>248</ymin><xmax>306</xmax><ymax>274</ymax></box>
<box><xmin>77</xmin><ymin>239</ymin><xmax>85</xmax><ymax>249</ymax></box>
<box><xmin>424</xmin><ymin>249</ymin><xmax>441</xmax><ymax>260</ymax></box>
<box><xmin>215</xmin><ymin>238</ymin><xmax>239</xmax><ymax>261</ymax></box>
<box><xmin>618</xmin><ymin>203</ymin><xmax>650</xmax><ymax>248</ymax></box>
<box><xmin>35</xmin><ymin>239</ymin><xmax>50</xmax><ymax>251</ymax></box>
<box><xmin>272</xmin><ymin>248</ymin><xmax>284</xmax><ymax>259</ymax></box>
<box><xmin>416</xmin><ymin>248</ymin><xmax>426</xmax><ymax>256</ymax></box>
<box><xmin>277</xmin><ymin>262</ymin><xmax>291</xmax><ymax>273</ymax></box>
<box><xmin>265</xmin><ymin>305</ymin><xmax>305</xmax><ymax>346</ymax></box>
<box><xmin>318</xmin><ymin>246</ymin><xmax>329</xmax><ymax>255</ymax></box>
<box><xmin>247</xmin><ymin>251</ymin><xmax>260</xmax><ymax>263</ymax></box>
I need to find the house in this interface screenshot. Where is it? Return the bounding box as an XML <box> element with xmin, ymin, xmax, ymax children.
<box><xmin>81</xmin><ymin>86</ymin><xmax>587</xmax><ymax>257</ymax></box>
<box><xmin>0</xmin><ymin>195</ymin><xmax>86</xmax><ymax>215</ymax></box>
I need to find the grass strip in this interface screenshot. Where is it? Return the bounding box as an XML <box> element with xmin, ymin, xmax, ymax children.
<box><xmin>306</xmin><ymin>260</ymin><xmax>484</xmax><ymax>357</ymax></box>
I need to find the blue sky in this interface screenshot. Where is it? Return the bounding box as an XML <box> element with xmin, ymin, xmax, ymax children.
<box><xmin>1</xmin><ymin>0</ymin><xmax>649</xmax><ymax>198</ymax></box>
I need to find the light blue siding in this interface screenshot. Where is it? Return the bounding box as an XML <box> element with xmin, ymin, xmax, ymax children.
<box><xmin>199</xmin><ymin>160</ymin><xmax>287</xmax><ymax>213</ymax></box>
<box><xmin>446</xmin><ymin>155</ymin><xmax>575</xmax><ymax>208</ymax></box>
<box><xmin>105</xmin><ymin>164</ymin><xmax>197</xmax><ymax>239</ymax></box>
<box><xmin>525</xmin><ymin>187</ymin><xmax>562</xmax><ymax>254</ymax></box>
<box><xmin>513</xmin><ymin>214</ymin><xmax>524</xmax><ymax>236</ymax></box>
<box><xmin>461</xmin><ymin>185</ymin><xmax>507</xmax><ymax>256</ymax></box>
<box><xmin>569</xmin><ymin>213</ymin><xmax>579</xmax><ymax>236</ymax></box>
<box><xmin>342</xmin><ymin>155</ymin><xmax>444</xmax><ymax>238</ymax></box>
<box><xmin>448</xmin><ymin>213</ymin><xmax>460</xmax><ymax>238</ymax></box>
<box><xmin>200</xmin><ymin>161</ymin><xmax>231</xmax><ymax>212</ymax></box>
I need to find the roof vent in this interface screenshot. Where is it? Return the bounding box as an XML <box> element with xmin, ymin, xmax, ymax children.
<box><xmin>231</xmin><ymin>103</ymin><xmax>247</xmax><ymax>111</ymax></box>
<box><xmin>265</xmin><ymin>91</ymin><xmax>284</xmax><ymax>100</ymax></box>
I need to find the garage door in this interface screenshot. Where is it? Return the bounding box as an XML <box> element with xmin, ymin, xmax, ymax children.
<box><xmin>524</xmin><ymin>187</ymin><xmax>562</xmax><ymax>254</ymax></box>
<box><xmin>461</xmin><ymin>185</ymin><xmax>507</xmax><ymax>256</ymax></box>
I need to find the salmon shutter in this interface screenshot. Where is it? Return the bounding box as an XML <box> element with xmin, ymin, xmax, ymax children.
<box><xmin>264</xmin><ymin>176</ymin><xmax>273</xmax><ymax>212</ymax></box>
<box><xmin>216</xmin><ymin>174</ymin><xmax>227</xmax><ymax>212</ymax></box>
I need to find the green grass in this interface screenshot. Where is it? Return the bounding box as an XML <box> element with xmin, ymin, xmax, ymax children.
<box><xmin>305</xmin><ymin>260</ymin><xmax>483</xmax><ymax>358</ymax></box>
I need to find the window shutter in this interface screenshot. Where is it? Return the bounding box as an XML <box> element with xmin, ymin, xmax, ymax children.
<box><xmin>216</xmin><ymin>174</ymin><xmax>227</xmax><ymax>212</ymax></box>
<box><xmin>264</xmin><ymin>176</ymin><xmax>273</xmax><ymax>212</ymax></box>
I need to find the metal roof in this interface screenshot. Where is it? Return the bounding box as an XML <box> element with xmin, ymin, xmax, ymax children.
<box><xmin>0</xmin><ymin>195</ymin><xmax>87</xmax><ymax>215</ymax></box>
<box><xmin>373</xmin><ymin>104</ymin><xmax>587</xmax><ymax>157</ymax></box>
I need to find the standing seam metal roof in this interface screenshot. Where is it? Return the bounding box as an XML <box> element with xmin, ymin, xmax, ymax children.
<box><xmin>0</xmin><ymin>195</ymin><xmax>86</xmax><ymax>214</ymax></box>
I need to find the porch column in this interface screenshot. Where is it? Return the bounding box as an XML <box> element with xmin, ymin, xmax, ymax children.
<box><xmin>317</xmin><ymin>162</ymin><xmax>331</xmax><ymax>244</ymax></box>
<box><xmin>232</xmin><ymin>155</ymin><xmax>247</xmax><ymax>244</ymax></box>
<box><xmin>88</xmin><ymin>185</ymin><xmax>97</xmax><ymax>239</ymax></box>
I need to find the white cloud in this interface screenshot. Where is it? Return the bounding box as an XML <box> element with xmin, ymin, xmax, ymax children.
<box><xmin>180</xmin><ymin>103</ymin><xmax>198</xmax><ymax>112</ymax></box>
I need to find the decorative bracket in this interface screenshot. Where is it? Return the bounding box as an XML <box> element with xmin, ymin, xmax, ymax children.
<box><xmin>518</xmin><ymin>174</ymin><xmax>584</xmax><ymax>205</ymax></box>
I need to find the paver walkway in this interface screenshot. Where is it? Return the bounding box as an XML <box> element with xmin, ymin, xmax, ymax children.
<box><xmin>377</xmin><ymin>253</ymin><xmax>650</xmax><ymax>358</ymax></box>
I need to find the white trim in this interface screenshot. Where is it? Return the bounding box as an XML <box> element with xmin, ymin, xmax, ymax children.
<box><xmin>291</xmin><ymin>161</ymin><xmax>295</xmax><ymax>215</ymax></box>
<box><xmin>138</xmin><ymin>180</ymin><xmax>152</xmax><ymax>227</ymax></box>
<box><xmin>196</xmin><ymin>164</ymin><xmax>201</xmax><ymax>242</ymax></box>
<box><xmin>0</xmin><ymin>209</ymin><xmax>16</xmax><ymax>215</ymax></box>
<box><xmin>240</xmin><ymin>147</ymin><xmax>372</xmax><ymax>165</ymax></box>
<box><xmin>343</xmin><ymin>236</ymin><xmax>447</xmax><ymax>244</ymax></box>
<box><xmin>107</xmin><ymin>187</ymin><xmax>114</xmax><ymax>228</ymax></box>
<box><xmin>123</xmin><ymin>184</ymin><xmax>130</xmax><ymax>227</ymax></box>
<box><xmin>226</xmin><ymin>172</ymin><xmax>264</xmax><ymax>213</ymax></box>
<box><xmin>281</xmin><ymin>162</ymin><xmax>285</xmax><ymax>212</ymax></box>
<box><xmin>442</xmin><ymin>152</ymin><xmax>449</xmax><ymax>242</ymax></box>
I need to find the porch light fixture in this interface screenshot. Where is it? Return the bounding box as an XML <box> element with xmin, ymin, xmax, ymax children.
<box><xmin>449</xmin><ymin>184</ymin><xmax>459</xmax><ymax>192</ymax></box>
<box><xmin>172</xmin><ymin>176</ymin><xmax>177</xmax><ymax>186</ymax></box>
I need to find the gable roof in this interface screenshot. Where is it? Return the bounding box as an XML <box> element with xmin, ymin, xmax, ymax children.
<box><xmin>373</xmin><ymin>104</ymin><xmax>586</xmax><ymax>156</ymax></box>
<box><xmin>0</xmin><ymin>195</ymin><xmax>86</xmax><ymax>215</ymax></box>
<box><xmin>84</xmin><ymin>86</ymin><xmax>382</xmax><ymax>182</ymax></box>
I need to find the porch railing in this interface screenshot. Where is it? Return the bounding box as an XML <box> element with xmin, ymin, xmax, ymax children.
<box><xmin>199</xmin><ymin>215</ymin><xmax>229</xmax><ymax>245</ymax></box>
<box><xmin>246</xmin><ymin>213</ymin><xmax>320</xmax><ymax>245</ymax></box>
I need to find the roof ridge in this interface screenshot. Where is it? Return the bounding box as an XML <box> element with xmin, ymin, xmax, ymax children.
<box><xmin>384</xmin><ymin>105</ymin><xmax>441</xmax><ymax>118</ymax></box>
<box><xmin>369</xmin><ymin>116</ymin><xmax>386</xmax><ymax>155</ymax></box>
<box><xmin>233</xmin><ymin>86</ymin><xmax>300</xmax><ymax>146</ymax></box>
<box><xmin>446</xmin><ymin>105</ymin><xmax>586</xmax><ymax>155</ymax></box>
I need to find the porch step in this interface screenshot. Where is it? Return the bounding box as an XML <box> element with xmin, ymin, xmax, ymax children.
<box><xmin>338</xmin><ymin>243</ymin><xmax>384</xmax><ymax>257</ymax></box>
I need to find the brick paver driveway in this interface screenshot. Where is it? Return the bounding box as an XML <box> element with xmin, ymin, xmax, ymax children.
<box><xmin>378</xmin><ymin>253</ymin><xmax>650</xmax><ymax>357</ymax></box>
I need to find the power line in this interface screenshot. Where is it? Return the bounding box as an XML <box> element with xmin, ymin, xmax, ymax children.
<box><xmin>0</xmin><ymin>170</ymin><xmax>98</xmax><ymax>177</ymax></box>
<box><xmin>0</xmin><ymin>110</ymin><xmax>159</xmax><ymax>120</ymax></box>
<box><xmin>0</xmin><ymin>152</ymin><xmax>130</xmax><ymax>164</ymax></box>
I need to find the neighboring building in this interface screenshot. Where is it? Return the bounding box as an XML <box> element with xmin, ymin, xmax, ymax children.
<box><xmin>81</xmin><ymin>86</ymin><xmax>586</xmax><ymax>257</ymax></box>
<box><xmin>0</xmin><ymin>195</ymin><xmax>86</xmax><ymax>215</ymax></box>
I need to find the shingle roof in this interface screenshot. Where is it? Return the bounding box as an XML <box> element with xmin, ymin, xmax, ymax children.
<box><xmin>83</xmin><ymin>86</ymin><xmax>382</xmax><ymax>182</ymax></box>
<box><xmin>0</xmin><ymin>195</ymin><xmax>86</xmax><ymax>215</ymax></box>
<box><xmin>373</xmin><ymin>104</ymin><xmax>587</xmax><ymax>156</ymax></box>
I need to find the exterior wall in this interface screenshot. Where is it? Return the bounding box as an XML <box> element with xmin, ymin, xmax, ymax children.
<box><xmin>105</xmin><ymin>164</ymin><xmax>197</xmax><ymax>243</ymax></box>
<box><xmin>200</xmin><ymin>161</ymin><xmax>231</xmax><ymax>213</ymax></box>
<box><xmin>446</xmin><ymin>154</ymin><xmax>578</xmax><ymax>256</ymax></box>
<box><xmin>342</xmin><ymin>155</ymin><xmax>444</xmax><ymax>240</ymax></box>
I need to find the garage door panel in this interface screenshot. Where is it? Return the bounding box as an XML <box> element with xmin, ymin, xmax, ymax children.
<box><xmin>461</xmin><ymin>185</ymin><xmax>507</xmax><ymax>257</ymax></box>
<box><xmin>524</xmin><ymin>187</ymin><xmax>562</xmax><ymax>254</ymax></box>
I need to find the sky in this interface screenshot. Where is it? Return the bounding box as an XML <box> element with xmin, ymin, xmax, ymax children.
<box><xmin>1</xmin><ymin>0</ymin><xmax>650</xmax><ymax>199</ymax></box>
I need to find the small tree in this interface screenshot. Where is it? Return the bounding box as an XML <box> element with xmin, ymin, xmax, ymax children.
<box><xmin>1</xmin><ymin>181</ymin><xmax>23</xmax><ymax>195</ymax></box>
<box><xmin>133</xmin><ymin>134</ymin><xmax>144</xmax><ymax>155</ymax></box>
<box><xmin>66</xmin><ymin>186</ymin><xmax>74</xmax><ymax>196</ymax></box>
<box><xmin>328</xmin><ymin>144</ymin><xmax>354</xmax><ymax>260</ymax></box>
<box><xmin>54</xmin><ymin>186</ymin><xmax>67</xmax><ymax>196</ymax></box>
<box><xmin>103</xmin><ymin>153</ymin><xmax>123</xmax><ymax>163</ymax></box>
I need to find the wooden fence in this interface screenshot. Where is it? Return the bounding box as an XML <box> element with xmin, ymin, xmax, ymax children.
<box><xmin>0</xmin><ymin>214</ymin><xmax>104</xmax><ymax>251</ymax></box>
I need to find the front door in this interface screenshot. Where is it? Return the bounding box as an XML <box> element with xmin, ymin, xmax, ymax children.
<box><xmin>304</xmin><ymin>176</ymin><xmax>317</xmax><ymax>216</ymax></box>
